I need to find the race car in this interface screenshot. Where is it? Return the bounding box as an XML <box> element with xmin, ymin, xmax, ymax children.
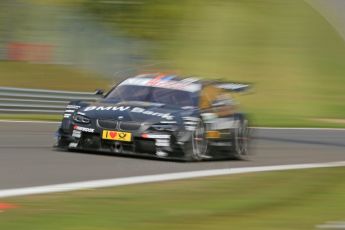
<box><xmin>55</xmin><ymin>73</ymin><xmax>250</xmax><ymax>161</ymax></box>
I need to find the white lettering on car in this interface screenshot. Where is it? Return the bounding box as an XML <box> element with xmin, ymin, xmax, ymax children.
<box><xmin>131</xmin><ymin>107</ymin><xmax>144</xmax><ymax>113</ymax></box>
<box><xmin>84</xmin><ymin>106</ymin><xmax>130</xmax><ymax>112</ymax></box>
<box><xmin>84</xmin><ymin>106</ymin><xmax>97</xmax><ymax>111</ymax></box>
<box><xmin>82</xmin><ymin>106</ymin><xmax>174</xmax><ymax>120</ymax></box>
<box><xmin>96</xmin><ymin>106</ymin><xmax>113</xmax><ymax>111</ymax></box>
<box><xmin>112</xmin><ymin>106</ymin><xmax>130</xmax><ymax>111</ymax></box>
<box><xmin>130</xmin><ymin>107</ymin><xmax>174</xmax><ymax>120</ymax></box>
<box><xmin>72</xmin><ymin>130</ymin><xmax>81</xmax><ymax>138</ymax></box>
<box><xmin>73</xmin><ymin>125</ymin><xmax>95</xmax><ymax>133</ymax></box>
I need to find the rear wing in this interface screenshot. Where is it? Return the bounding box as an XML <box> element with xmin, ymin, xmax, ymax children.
<box><xmin>215</xmin><ymin>82</ymin><xmax>250</xmax><ymax>92</ymax></box>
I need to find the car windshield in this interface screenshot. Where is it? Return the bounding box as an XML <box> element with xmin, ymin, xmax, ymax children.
<box><xmin>105</xmin><ymin>85</ymin><xmax>198</xmax><ymax>107</ymax></box>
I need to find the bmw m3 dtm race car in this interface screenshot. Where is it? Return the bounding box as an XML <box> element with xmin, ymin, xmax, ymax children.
<box><xmin>55</xmin><ymin>73</ymin><xmax>250</xmax><ymax>161</ymax></box>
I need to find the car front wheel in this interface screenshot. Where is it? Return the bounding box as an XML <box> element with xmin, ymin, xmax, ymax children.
<box><xmin>184</xmin><ymin>119</ymin><xmax>208</xmax><ymax>161</ymax></box>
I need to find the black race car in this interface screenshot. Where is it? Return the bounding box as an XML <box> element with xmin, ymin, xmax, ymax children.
<box><xmin>55</xmin><ymin>73</ymin><xmax>250</xmax><ymax>161</ymax></box>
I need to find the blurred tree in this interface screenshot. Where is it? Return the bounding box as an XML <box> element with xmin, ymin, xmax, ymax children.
<box><xmin>82</xmin><ymin>0</ymin><xmax>190</xmax><ymax>40</ymax></box>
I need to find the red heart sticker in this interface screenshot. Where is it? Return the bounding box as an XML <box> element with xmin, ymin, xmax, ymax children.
<box><xmin>109</xmin><ymin>131</ymin><xmax>117</xmax><ymax>138</ymax></box>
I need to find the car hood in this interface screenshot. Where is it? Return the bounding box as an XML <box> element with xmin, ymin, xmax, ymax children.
<box><xmin>78</xmin><ymin>101</ymin><xmax>194</xmax><ymax>124</ymax></box>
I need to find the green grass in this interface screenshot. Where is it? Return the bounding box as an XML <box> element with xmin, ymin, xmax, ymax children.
<box><xmin>0</xmin><ymin>62</ymin><xmax>110</xmax><ymax>91</ymax></box>
<box><xmin>1</xmin><ymin>167</ymin><xmax>345</xmax><ymax>229</ymax></box>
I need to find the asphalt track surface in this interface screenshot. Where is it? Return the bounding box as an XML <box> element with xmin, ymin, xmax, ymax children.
<box><xmin>0</xmin><ymin>121</ymin><xmax>344</xmax><ymax>190</ymax></box>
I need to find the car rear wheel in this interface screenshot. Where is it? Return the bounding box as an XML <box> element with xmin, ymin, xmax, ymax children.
<box><xmin>231</xmin><ymin>118</ymin><xmax>250</xmax><ymax>160</ymax></box>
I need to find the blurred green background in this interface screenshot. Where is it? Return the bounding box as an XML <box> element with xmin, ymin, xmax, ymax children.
<box><xmin>0</xmin><ymin>0</ymin><xmax>344</xmax><ymax>127</ymax></box>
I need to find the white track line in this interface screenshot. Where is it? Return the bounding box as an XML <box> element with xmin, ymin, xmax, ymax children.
<box><xmin>0</xmin><ymin>161</ymin><xmax>345</xmax><ymax>198</ymax></box>
<box><xmin>317</xmin><ymin>221</ymin><xmax>345</xmax><ymax>229</ymax></box>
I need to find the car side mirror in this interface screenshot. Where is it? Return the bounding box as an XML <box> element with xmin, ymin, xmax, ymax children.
<box><xmin>94</xmin><ymin>89</ymin><xmax>105</xmax><ymax>97</ymax></box>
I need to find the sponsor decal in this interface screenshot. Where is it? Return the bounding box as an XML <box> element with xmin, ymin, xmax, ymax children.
<box><xmin>73</xmin><ymin>125</ymin><xmax>95</xmax><ymax>133</ymax></box>
<box><xmin>155</xmin><ymin>139</ymin><xmax>170</xmax><ymax>147</ymax></box>
<box><xmin>84</xmin><ymin>106</ymin><xmax>130</xmax><ymax>112</ymax></box>
<box><xmin>102</xmin><ymin>130</ymin><xmax>132</xmax><ymax>142</ymax></box>
<box><xmin>131</xmin><ymin>107</ymin><xmax>174</xmax><ymax>120</ymax></box>
<box><xmin>83</xmin><ymin>106</ymin><xmax>174</xmax><ymax>120</ymax></box>
<box><xmin>72</xmin><ymin>130</ymin><xmax>81</xmax><ymax>138</ymax></box>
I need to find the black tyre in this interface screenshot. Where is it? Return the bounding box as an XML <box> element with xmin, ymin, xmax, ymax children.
<box><xmin>230</xmin><ymin>118</ymin><xmax>250</xmax><ymax>160</ymax></box>
<box><xmin>184</xmin><ymin>119</ymin><xmax>208</xmax><ymax>161</ymax></box>
<box><xmin>55</xmin><ymin>136</ymin><xmax>70</xmax><ymax>149</ymax></box>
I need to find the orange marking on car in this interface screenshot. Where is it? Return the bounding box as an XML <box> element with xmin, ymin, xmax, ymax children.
<box><xmin>147</xmin><ymin>73</ymin><xmax>166</xmax><ymax>85</ymax></box>
<box><xmin>206</xmin><ymin>131</ymin><xmax>221</xmax><ymax>139</ymax></box>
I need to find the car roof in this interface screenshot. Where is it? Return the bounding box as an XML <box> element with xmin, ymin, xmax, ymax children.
<box><xmin>113</xmin><ymin>73</ymin><xmax>249</xmax><ymax>93</ymax></box>
<box><xmin>115</xmin><ymin>73</ymin><xmax>204</xmax><ymax>93</ymax></box>
<box><xmin>133</xmin><ymin>73</ymin><xmax>202</xmax><ymax>83</ymax></box>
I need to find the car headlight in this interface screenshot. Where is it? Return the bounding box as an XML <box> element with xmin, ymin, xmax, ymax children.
<box><xmin>73</xmin><ymin>114</ymin><xmax>91</xmax><ymax>124</ymax></box>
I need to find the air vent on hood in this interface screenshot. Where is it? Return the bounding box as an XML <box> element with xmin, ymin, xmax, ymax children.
<box><xmin>97</xmin><ymin>119</ymin><xmax>118</xmax><ymax>130</ymax></box>
<box><xmin>119</xmin><ymin>121</ymin><xmax>142</xmax><ymax>131</ymax></box>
